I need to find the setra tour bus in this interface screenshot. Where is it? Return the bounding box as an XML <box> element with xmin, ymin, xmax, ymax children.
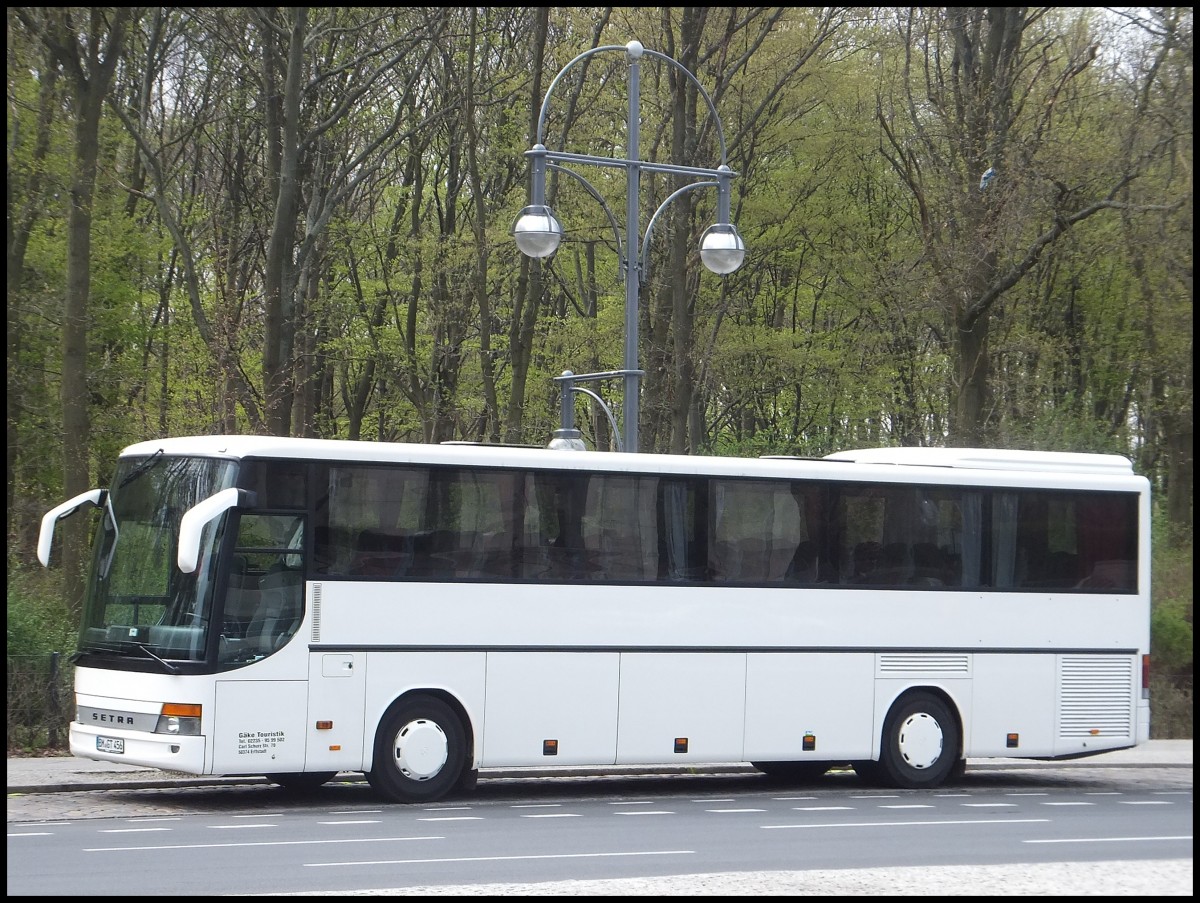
<box><xmin>38</xmin><ymin>436</ymin><xmax>1151</xmax><ymax>802</ymax></box>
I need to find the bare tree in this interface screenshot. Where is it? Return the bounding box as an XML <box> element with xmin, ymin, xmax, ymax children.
<box><xmin>253</xmin><ymin>8</ymin><xmax>450</xmax><ymax>436</ymax></box>
<box><xmin>643</xmin><ymin>6</ymin><xmax>841</xmax><ymax>453</ymax></box>
<box><xmin>504</xmin><ymin>7</ymin><xmax>554</xmax><ymax>445</ymax></box>
<box><xmin>878</xmin><ymin>7</ymin><xmax>1164</xmax><ymax>445</ymax></box>
<box><xmin>15</xmin><ymin>7</ymin><xmax>132</xmax><ymax>614</ymax></box>
<box><xmin>6</xmin><ymin>32</ymin><xmax>59</xmax><ymax>543</ymax></box>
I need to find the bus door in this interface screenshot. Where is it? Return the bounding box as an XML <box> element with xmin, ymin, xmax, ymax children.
<box><xmin>210</xmin><ymin>512</ymin><xmax>310</xmax><ymax>775</ymax></box>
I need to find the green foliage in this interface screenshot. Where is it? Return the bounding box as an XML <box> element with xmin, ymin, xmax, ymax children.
<box><xmin>1151</xmin><ymin>524</ymin><xmax>1194</xmax><ymax>677</ymax></box>
<box><xmin>5</xmin><ymin>7</ymin><xmax>1192</xmax><ymax>711</ymax></box>
<box><xmin>6</xmin><ymin>565</ymin><xmax>74</xmax><ymax>659</ymax></box>
<box><xmin>1148</xmin><ymin>514</ymin><xmax>1193</xmax><ymax>739</ymax></box>
<box><xmin>994</xmin><ymin>407</ymin><xmax>1137</xmax><ymax>456</ymax></box>
<box><xmin>6</xmin><ymin>565</ymin><xmax>74</xmax><ymax>753</ymax></box>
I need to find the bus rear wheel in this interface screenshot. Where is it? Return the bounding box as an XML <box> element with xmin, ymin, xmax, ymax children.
<box><xmin>875</xmin><ymin>691</ymin><xmax>961</xmax><ymax>789</ymax></box>
<box><xmin>369</xmin><ymin>694</ymin><xmax>466</xmax><ymax>803</ymax></box>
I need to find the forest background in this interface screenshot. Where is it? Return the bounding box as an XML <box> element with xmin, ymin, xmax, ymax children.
<box><xmin>6</xmin><ymin>7</ymin><xmax>1192</xmax><ymax>743</ymax></box>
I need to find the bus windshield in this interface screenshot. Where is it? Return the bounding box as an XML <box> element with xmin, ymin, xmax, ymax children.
<box><xmin>78</xmin><ymin>454</ymin><xmax>237</xmax><ymax>666</ymax></box>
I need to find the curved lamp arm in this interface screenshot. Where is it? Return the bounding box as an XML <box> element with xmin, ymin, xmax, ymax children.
<box><xmin>547</xmin><ymin>163</ymin><xmax>626</xmax><ymax>280</ymax></box>
<box><xmin>571</xmin><ymin>385</ymin><xmax>624</xmax><ymax>452</ymax></box>
<box><xmin>639</xmin><ymin>180</ymin><xmax>718</xmax><ymax>285</ymax></box>
<box><xmin>537</xmin><ymin>42</ymin><xmax>730</xmax><ymax>166</ymax></box>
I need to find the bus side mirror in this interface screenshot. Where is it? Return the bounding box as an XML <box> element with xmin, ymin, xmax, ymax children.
<box><xmin>177</xmin><ymin>488</ymin><xmax>255</xmax><ymax>574</ymax></box>
<box><xmin>38</xmin><ymin>489</ymin><xmax>107</xmax><ymax>567</ymax></box>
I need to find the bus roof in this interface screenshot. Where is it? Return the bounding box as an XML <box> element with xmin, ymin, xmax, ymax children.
<box><xmin>823</xmin><ymin>447</ymin><xmax>1135</xmax><ymax>475</ymax></box>
<box><xmin>119</xmin><ymin>436</ymin><xmax>1143</xmax><ymax>491</ymax></box>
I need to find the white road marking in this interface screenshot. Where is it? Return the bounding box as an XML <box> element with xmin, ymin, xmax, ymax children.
<box><xmin>85</xmin><ymin>835</ymin><xmax>443</xmax><ymax>852</ymax></box>
<box><xmin>1025</xmin><ymin>835</ymin><xmax>1192</xmax><ymax>844</ymax></box>
<box><xmin>763</xmin><ymin>818</ymin><xmax>1050</xmax><ymax>830</ymax></box>
<box><xmin>792</xmin><ymin>806</ymin><xmax>855</xmax><ymax>811</ymax></box>
<box><xmin>207</xmin><ymin>823</ymin><xmax>279</xmax><ymax>829</ymax></box>
<box><xmin>318</xmin><ymin>820</ymin><xmax>384</xmax><ymax>825</ymax></box>
<box><xmin>305</xmin><ymin>850</ymin><xmax>694</xmax><ymax>868</ymax></box>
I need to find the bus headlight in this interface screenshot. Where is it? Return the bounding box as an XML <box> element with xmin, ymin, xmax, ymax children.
<box><xmin>154</xmin><ymin>703</ymin><xmax>202</xmax><ymax>736</ymax></box>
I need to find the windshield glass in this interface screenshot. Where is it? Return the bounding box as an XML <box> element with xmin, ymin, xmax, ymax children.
<box><xmin>79</xmin><ymin>454</ymin><xmax>238</xmax><ymax>665</ymax></box>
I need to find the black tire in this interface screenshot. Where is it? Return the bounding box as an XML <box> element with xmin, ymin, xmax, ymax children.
<box><xmin>751</xmin><ymin>761</ymin><xmax>831</xmax><ymax>782</ymax></box>
<box><xmin>875</xmin><ymin>691</ymin><xmax>962</xmax><ymax>789</ymax></box>
<box><xmin>369</xmin><ymin>694</ymin><xmax>467</xmax><ymax>803</ymax></box>
<box><xmin>947</xmin><ymin>755</ymin><xmax>968</xmax><ymax>782</ymax></box>
<box><xmin>456</xmin><ymin>767</ymin><xmax>479</xmax><ymax>793</ymax></box>
<box><xmin>267</xmin><ymin>771</ymin><xmax>336</xmax><ymax>792</ymax></box>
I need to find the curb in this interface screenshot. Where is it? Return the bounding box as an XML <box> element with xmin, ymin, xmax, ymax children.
<box><xmin>8</xmin><ymin>758</ymin><xmax>1188</xmax><ymax>796</ymax></box>
<box><xmin>6</xmin><ymin>764</ymin><xmax>755</xmax><ymax>796</ymax></box>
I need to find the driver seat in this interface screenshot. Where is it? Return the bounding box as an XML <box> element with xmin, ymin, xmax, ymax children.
<box><xmin>246</xmin><ymin>567</ymin><xmax>304</xmax><ymax>653</ymax></box>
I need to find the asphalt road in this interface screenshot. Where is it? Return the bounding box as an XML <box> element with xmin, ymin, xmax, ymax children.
<box><xmin>7</xmin><ymin>742</ymin><xmax>1193</xmax><ymax>895</ymax></box>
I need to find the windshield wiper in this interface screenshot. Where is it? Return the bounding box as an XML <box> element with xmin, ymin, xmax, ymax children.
<box><xmin>118</xmin><ymin>448</ymin><xmax>165</xmax><ymax>488</ymax></box>
<box><xmin>131</xmin><ymin>642</ymin><xmax>181</xmax><ymax>675</ymax></box>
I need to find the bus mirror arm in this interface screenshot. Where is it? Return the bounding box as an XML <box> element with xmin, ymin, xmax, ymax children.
<box><xmin>177</xmin><ymin>488</ymin><xmax>256</xmax><ymax>574</ymax></box>
<box><xmin>38</xmin><ymin>489</ymin><xmax>107</xmax><ymax>567</ymax></box>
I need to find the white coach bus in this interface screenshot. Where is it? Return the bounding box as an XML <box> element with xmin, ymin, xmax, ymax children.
<box><xmin>39</xmin><ymin>437</ymin><xmax>1151</xmax><ymax>802</ymax></box>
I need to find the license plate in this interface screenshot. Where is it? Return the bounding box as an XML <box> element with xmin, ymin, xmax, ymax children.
<box><xmin>96</xmin><ymin>736</ymin><xmax>124</xmax><ymax>754</ymax></box>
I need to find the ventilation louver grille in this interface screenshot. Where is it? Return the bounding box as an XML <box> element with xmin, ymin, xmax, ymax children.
<box><xmin>877</xmin><ymin>654</ymin><xmax>970</xmax><ymax>675</ymax></box>
<box><xmin>1058</xmin><ymin>655</ymin><xmax>1133</xmax><ymax>738</ymax></box>
<box><xmin>310</xmin><ymin>583</ymin><xmax>321</xmax><ymax>642</ymax></box>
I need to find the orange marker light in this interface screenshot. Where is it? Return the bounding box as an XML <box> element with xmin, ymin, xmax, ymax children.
<box><xmin>161</xmin><ymin>703</ymin><xmax>202</xmax><ymax>718</ymax></box>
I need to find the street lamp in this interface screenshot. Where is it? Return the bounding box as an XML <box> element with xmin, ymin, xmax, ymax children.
<box><xmin>513</xmin><ymin>39</ymin><xmax>746</xmax><ymax>453</ymax></box>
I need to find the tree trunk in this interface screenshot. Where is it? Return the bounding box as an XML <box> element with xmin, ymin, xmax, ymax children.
<box><xmin>667</xmin><ymin>9</ymin><xmax>705</xmax><ymax>455</ymax></box>
<box><xmin>6</xmin><ymin>51</ymin><xmax>58</xmax><ymax>544</ymax></box>
<box><xmin>505</xmin><ymin>8</ymin><xmax>550</xmax><ymax>445</ymax></box>
<box><xmin>951</xmin><ymin>299</ymin><xmax>992</xmax><ymax>446</ymax></box>
<box><xmin>465</xmin><ymin>8</ymin><xmax>500</xmax><ymax>443</ymax></box>
<box><xmin>19</xmin><ymin>8</ymin><xmax>132</xmax><ymax>615</ymax></box>
<box><xmin>261</xmin><ymin>8</ymin><xmax>307</xmax><ymax>437</ymax></box>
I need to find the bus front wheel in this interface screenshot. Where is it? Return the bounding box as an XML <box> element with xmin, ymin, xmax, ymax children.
<box><xmin>875</xmin><ymin>691</ymin><xmax>962</xmax><ymax>789</ymax></box>
<box><xmin>369</xmin><ymin>694</ymin><xmax>466</xmax><ymax>803</ymax></box>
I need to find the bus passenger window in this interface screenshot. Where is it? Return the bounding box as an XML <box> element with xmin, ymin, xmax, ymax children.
<box><xmin>1076</xmin><ymin>559</ymin><xmax>1135</xmax><ymax>590</ymax></box>
<box><xmin>1043</xmin><ymin>550</ymin><xmax>1080</xmax><ymax>587</ymax></box>
<box><xmin>851</xmin><ymin>541</ymin><xmax>882</xmax><ymax>582</ymax></box>
<box><xmin>350</xmin><ymin>529</ymin><xmax>412</xmax><ymax>577</ymax></box>
<box><xmin>911</xmin><ymin>542</ymin><xmax>952</xmax><ymax>586</ymax></box>
<box><xmin>786</xmin><ymin>540</ymin><xmax>820</xmax><ymax>583</ymax></box>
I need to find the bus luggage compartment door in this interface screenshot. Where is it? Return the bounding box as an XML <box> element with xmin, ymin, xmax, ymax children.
<box><xmin>211</xmin><ymin>680</ymin><xmax>308</xmax><ymax>774</ymax></box>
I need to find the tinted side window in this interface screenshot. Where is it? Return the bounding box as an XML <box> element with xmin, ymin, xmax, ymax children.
<box><xmin>710</xmin><ymin>480</ymin><xmax>801</xmax><ymax>583</ymax></box>
<box><xmin>830</xmin><ymin>485</ymin><xmax>972</xmax><ymax>588</ymax></box>
<box><xmin>1001</xmin><ymin>490</ymin><xmax>1138</xmax><ymax>592</ymax></box>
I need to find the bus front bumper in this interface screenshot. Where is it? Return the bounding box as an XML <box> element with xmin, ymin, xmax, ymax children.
<box><xmin>70</xmin><ymin>721</ymin><xmax>207</xmax><ymax>774</ymax></box>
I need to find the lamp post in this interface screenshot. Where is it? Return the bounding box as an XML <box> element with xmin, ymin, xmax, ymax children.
<box><xmin>513</xmin><ymin>40</ymin><xmax>746</xmax><ymax>453</ymax></box>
